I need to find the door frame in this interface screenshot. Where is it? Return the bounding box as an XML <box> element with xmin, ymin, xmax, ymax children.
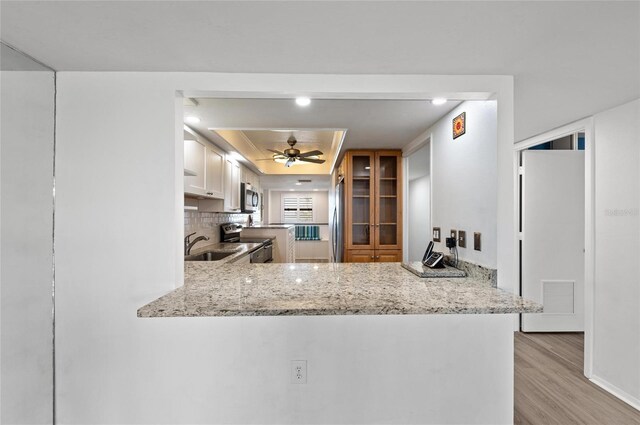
<box><xmin>513</xmin><ymin>117</ymin><xmax>595</xmax><ymax>378</ymax></box>
<box><xmin>402</xmin><ymin>134</ymin><xmax>432</xmax><ymax>263</ymax></box>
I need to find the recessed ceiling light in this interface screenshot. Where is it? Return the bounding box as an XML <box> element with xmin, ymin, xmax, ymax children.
<box><xmin>313</xmin><ymin>189</ymin><xmax>319</xmax><ymax>192</ymax></box>
<box><xmin>431</xmin><ymin>98</ymin><xmax>447</xmax><ymax>106</ymax></box>
<box><xmin>295</xmin><ymin>97</ymin><xmax>311</xmax><ymax>107</ymax></box>
<box><xmin>185</xmin><ymin>116</ymin><xmax>200</xmax><ymax>124</ymax></box>
<box><xmin>289</xmin><ymin>189</ymin><xmax>295</xmax><ymax>191</ymax></box>
<box><xmin>295</xmin><ymin>182</ymin><xmax>302</xmax><ymax>186</ymax></box>
<box><xmin>272</xmin><ymin>129</ymin><xmax>295</xmax><ymax>133</ymax></box>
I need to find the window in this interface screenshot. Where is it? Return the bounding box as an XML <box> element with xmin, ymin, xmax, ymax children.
<box><xmin>282</xmin><ymin>195</ymin><xmax>314</xmax><ymax>223</ymax></box>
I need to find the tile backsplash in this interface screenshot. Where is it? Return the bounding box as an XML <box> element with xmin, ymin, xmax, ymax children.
<box><xmin>184</xmin><ymin>211</ymin><xmax>258</xmax><ymax>243</ymax></box>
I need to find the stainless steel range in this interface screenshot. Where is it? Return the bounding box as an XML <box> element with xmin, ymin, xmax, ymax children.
<box><xmin>221</xmin><ymin>223</ymin><xmax>273</xmax><ymax>263</ymax></box>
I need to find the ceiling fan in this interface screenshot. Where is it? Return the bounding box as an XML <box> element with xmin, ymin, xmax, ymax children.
<box><xmin>261</xmin><ymin>136</ymin><xmax>326</xmax><ymax>167</ymax></box>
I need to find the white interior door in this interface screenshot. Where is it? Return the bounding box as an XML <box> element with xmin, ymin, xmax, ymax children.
<box><xmin>522</xmin><ymin>150</ymin><xmax>585</xmax><ymax>332</ymax></box>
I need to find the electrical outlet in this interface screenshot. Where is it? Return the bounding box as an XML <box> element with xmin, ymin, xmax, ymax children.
<box><xmin>474</xmin><ymin>232</ymin><xmax>481</xmax><ymax>251</ymax></box>
<box><xmin>291</xmin><ymin>360</ymin><xmax>307</xmax><ymax>384</ymax></box>
<box><xmin>432</xmin><ymin>227</ymin><xmax>441</xmax><ymax>242</ymax></box>
<box><xmin>458</xmin><ymin>230</ymin><xmax>466</xmax><ymax>248</ymax></box>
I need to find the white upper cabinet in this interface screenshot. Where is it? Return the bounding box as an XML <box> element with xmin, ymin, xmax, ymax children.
<box><xmin>183</xmin><ymin>126</ymin><xmax>225</xmax><ymax>199</ymax></box>
<box><xmin>205</xmin><ymin>146</ymin><xmax>225</xmax><ymax>199</ymax></box>
<box><xmin>224</xmin><ymin>156</ymin><xmax>241</xmax><ymax>212</ymax></box>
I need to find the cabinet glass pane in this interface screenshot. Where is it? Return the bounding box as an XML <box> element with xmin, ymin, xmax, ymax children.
<box><xmin>352</xmin><ymin>155</ymin><xmax>371</xmax><ymax>178</ymax></box>
<box><xmin>352</xmin><ymin>224</ymin><xmax>371</xmax><ymax>245</ymax></box>
<box><xmin>379</xmin><ymin>224</ymin><xmax>397</xmax><ymax>245</ymax></box>
<box><xmin>350</xmin><ymin>154</ymin><xmax>372</xmax><ymax>246</ymax></box>
<box><xmin>378</xmin><ymin>156</ymin><xmax>397</xmax><ymax>179</ymax></box>
<box><xmin>379</xmin><ymin>197</ymin><xmax>397</xmax><ymax>224</ymax></box>
<box><xmin>379</xmin><ymin>180</ymin><xmax>397</xmax><ymax>197</ymax></box>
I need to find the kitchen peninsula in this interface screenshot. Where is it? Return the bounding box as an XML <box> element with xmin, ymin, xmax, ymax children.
<box><xmin>138</xmin><ymin>262</ymin><xmax>539</xmax><ymax>424</ymax></box>
<box><xmin>138</xmin><ymin>262</ymin><xmax>539</xmax><ymax>317</ymax></box>
<box><xmin>138</xmin><ymin>261</ymin><xmax>542</xmax><ymax>424</ymax></box>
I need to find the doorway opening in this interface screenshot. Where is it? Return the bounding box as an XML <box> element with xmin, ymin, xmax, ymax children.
<box><xmin>514</xmin><ymin>118</ymin><xmax>595</xmax><ymax>377</ymax></box>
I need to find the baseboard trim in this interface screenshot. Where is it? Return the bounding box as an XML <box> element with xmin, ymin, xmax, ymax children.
<box><xmin>590</xmin><ymin>375</ymin><xmax>640</xmax><ymax>412</ymax></box>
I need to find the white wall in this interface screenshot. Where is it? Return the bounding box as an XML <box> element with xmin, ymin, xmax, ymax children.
<box><xmin>0</xmin><ymin>55</ymin><xmax>55</xmax><ymax>422</ymax></box>
<box><xmin>592</xmin><ymin>99</ymin><xmax>640</xmax><ymax>407</ymax></box>
<box><xmin>407</xmin><ymin>142</ymin><xmax>431</xmax><ymax>262</ymax></box>
<box><xmin>53</xmin><ymin>72</ymin><xmax>515</xmax><ymax>423</ymax></box>
<box><xmin>268</xmin><ymin>190</ymin><xmax>329</xmax><ymax>224</ymax></box>
<box><xmin>430</xmin><ymin>101</ymin><xmax>498</xmax><ymax>268</ymax></box>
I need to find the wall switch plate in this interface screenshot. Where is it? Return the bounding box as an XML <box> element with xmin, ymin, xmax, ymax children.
<box><xmin>458</xmin><ymin>230</ymin><xmax>466</xmax><ymax>248</ymax></box>
<box><xmin>291</xmin><ymin>360</ymin><xmax>307</xmax><ymax>384</ymax></box>
<box><xmin>450</xmin><ymin>229</ymin><xmax>457</xmax><ymax>240</ymax></box>
<box><xmin>433</xmin><ymin>227</ymin><xmax>441</xmax><ymax>242</ymax></box>
<box><xmin>474</xmin><ymin>232</ymin><xmax>481</xmax><ymax>251</ymax></box>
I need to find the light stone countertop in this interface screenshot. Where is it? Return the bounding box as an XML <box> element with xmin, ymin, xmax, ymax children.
<box><xmin>137</xmin><ymin>263</ymin><xmax>542</xmax><ymax>317</ymax></box>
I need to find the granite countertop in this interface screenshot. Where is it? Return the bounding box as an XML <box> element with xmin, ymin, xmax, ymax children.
<box><xmin>137</xmin><ymin>263</ymin><xmax>542</xmax><ymax>317</ymax></box>
<box><xmin>401</xmin><ymin>262</ymin><xmax>467</xmax><ymax>278</ymax></box>
<box><xmin>187</xmin><ymin>242</ymin><xmax>263</xmax><ymax>264</ymax></box>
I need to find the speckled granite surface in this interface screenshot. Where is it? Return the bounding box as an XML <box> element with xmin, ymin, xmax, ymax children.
<box><xmin>401</xmin><ymin>262</ymin><xmax>466</xmax><ymax>278</ymax></box>
<box><xmin>137</xmin><ymin>263</ymin><xmax>541</xmax><ymax>317</ymax></box>
<box><xmin>445</xmin><ymin>257</ymin><xmax>498</xmax><ymax>287</ymax></box>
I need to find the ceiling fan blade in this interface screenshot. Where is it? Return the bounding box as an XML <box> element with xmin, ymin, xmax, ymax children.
<box><xmin>298</xmin><ymin>150</ymin><xmax>324</xmax><ymax>158</ymax></box>
<box><xmin>255</xmin><ymin>158</ymin><xmax>276</xmax><ymax>161</ymax></box>
<box><xmin>268</xmin><ymin>149</ymin><xmax>285</xmax><ymax>155</ymax></box>
<box><xmin>285</xmin><ymin>158</ymin><xmax>295</xmax><ymax>167</ymax></box>
<box><xmin>298</xmin><ymin>157</ymin><xmax>326</xmax><ymax>164</ymax></box>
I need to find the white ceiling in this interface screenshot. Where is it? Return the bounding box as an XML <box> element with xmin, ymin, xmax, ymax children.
<box><xmin>1</xmin><ymin>1</ymin><xmax>638</xmax><ymax>141</ymax></box>
<box><xmin>184</xmin><ymin>97</ymin><xmax>460</xmax><ymax>175</ymax></box>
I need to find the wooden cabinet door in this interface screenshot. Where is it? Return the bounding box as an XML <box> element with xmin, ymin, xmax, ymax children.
<box><xmin>205</xmin><ymin>145</ymin><xmax>225</xmax><ymax>199</ymax></box>
<box><xmin>375</xmin><ymin>250</ymin><xmax>402</xmax><ymax>262</ymax></box>
<box><xmin>346</xmin><ymin>151</ymin><xmax>375</xmax><ymax>250</ymax></box>
<box><xmin>374</xmin><ymin>151</ymin><xmax>402</xmax><ymax>250</ymax></box>
<box><xmin>346</xmin><ymin>250</ymin><xmax>375</xmax><ymax>263</ymax></box>
<box><xmin>184</xmin><ymin>138</ymin><xmax>206</xmax><ymax>196</ymax></box>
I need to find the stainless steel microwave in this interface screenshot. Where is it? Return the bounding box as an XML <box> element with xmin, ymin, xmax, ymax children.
<box><xmin>241</xmin><ymin>183</ymin><xmax>259</xmax><ymax>213</ymax></box>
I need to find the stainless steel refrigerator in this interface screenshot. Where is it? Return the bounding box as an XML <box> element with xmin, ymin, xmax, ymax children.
<box><xmin>332</xmin><ymin>177</ymin><xmax>345</xmax><ymax>262</ymax></box>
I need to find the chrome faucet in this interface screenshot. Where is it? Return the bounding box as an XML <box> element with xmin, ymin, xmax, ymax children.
<box><xmin>184</xmin><ymin>232</ymin><xmax>210</xmax><ymax>255</ymax></box>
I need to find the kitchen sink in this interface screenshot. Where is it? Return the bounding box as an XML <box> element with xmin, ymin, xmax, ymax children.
<box><xmin>185</xmin><ymin>251</ymin><xmax>235</xmax><ymax>262</ymax></box>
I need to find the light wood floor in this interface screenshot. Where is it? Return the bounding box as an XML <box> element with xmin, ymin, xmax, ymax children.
<box><xmin>514</xmin><ymin>332</ymin><xmax>640</xmax><ymax>424</ymax></box>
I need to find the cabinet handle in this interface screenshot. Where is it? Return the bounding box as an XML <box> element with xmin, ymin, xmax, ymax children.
<box><xmin>370</xmin><ymin>256</ymin><xmax>374</xmax><ymax>259</ymax></box>
<box><xmin>206</xmin><ymin>192</ymin><xmax>213</xmax><ymax>195</ymax></box>
<box><xmin>375</xmin><ymin>256</ymin><xmax>380</xmax><ymax>259</ymax></box>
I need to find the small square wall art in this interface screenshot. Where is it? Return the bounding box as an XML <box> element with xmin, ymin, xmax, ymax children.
<box><xmin>453</xmin><ymin>112</ymin><xmax>466</xmax><ymax>139</ymax></box>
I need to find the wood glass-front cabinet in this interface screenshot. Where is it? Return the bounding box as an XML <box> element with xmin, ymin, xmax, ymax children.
<box><xmin>345</xmin><ymin>150</ymin><xmax>402</xmax><ymax>262</ymax></box>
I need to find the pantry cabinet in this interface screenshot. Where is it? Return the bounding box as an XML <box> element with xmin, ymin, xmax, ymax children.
<box><xmin>344</xmin><ymin>150</ymin><xmax>402</xmax><ymax>262</ymax></box>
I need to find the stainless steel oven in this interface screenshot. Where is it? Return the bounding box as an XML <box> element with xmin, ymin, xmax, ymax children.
<box><xmin>241</xmin><ymin>183</ymin><xmax>259</xmax><ymax>213</ymax></box>
<box><xmin>221</xmin><ymin>223</ymin><xmax>273</xmax><ymax>263</ymax></box>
